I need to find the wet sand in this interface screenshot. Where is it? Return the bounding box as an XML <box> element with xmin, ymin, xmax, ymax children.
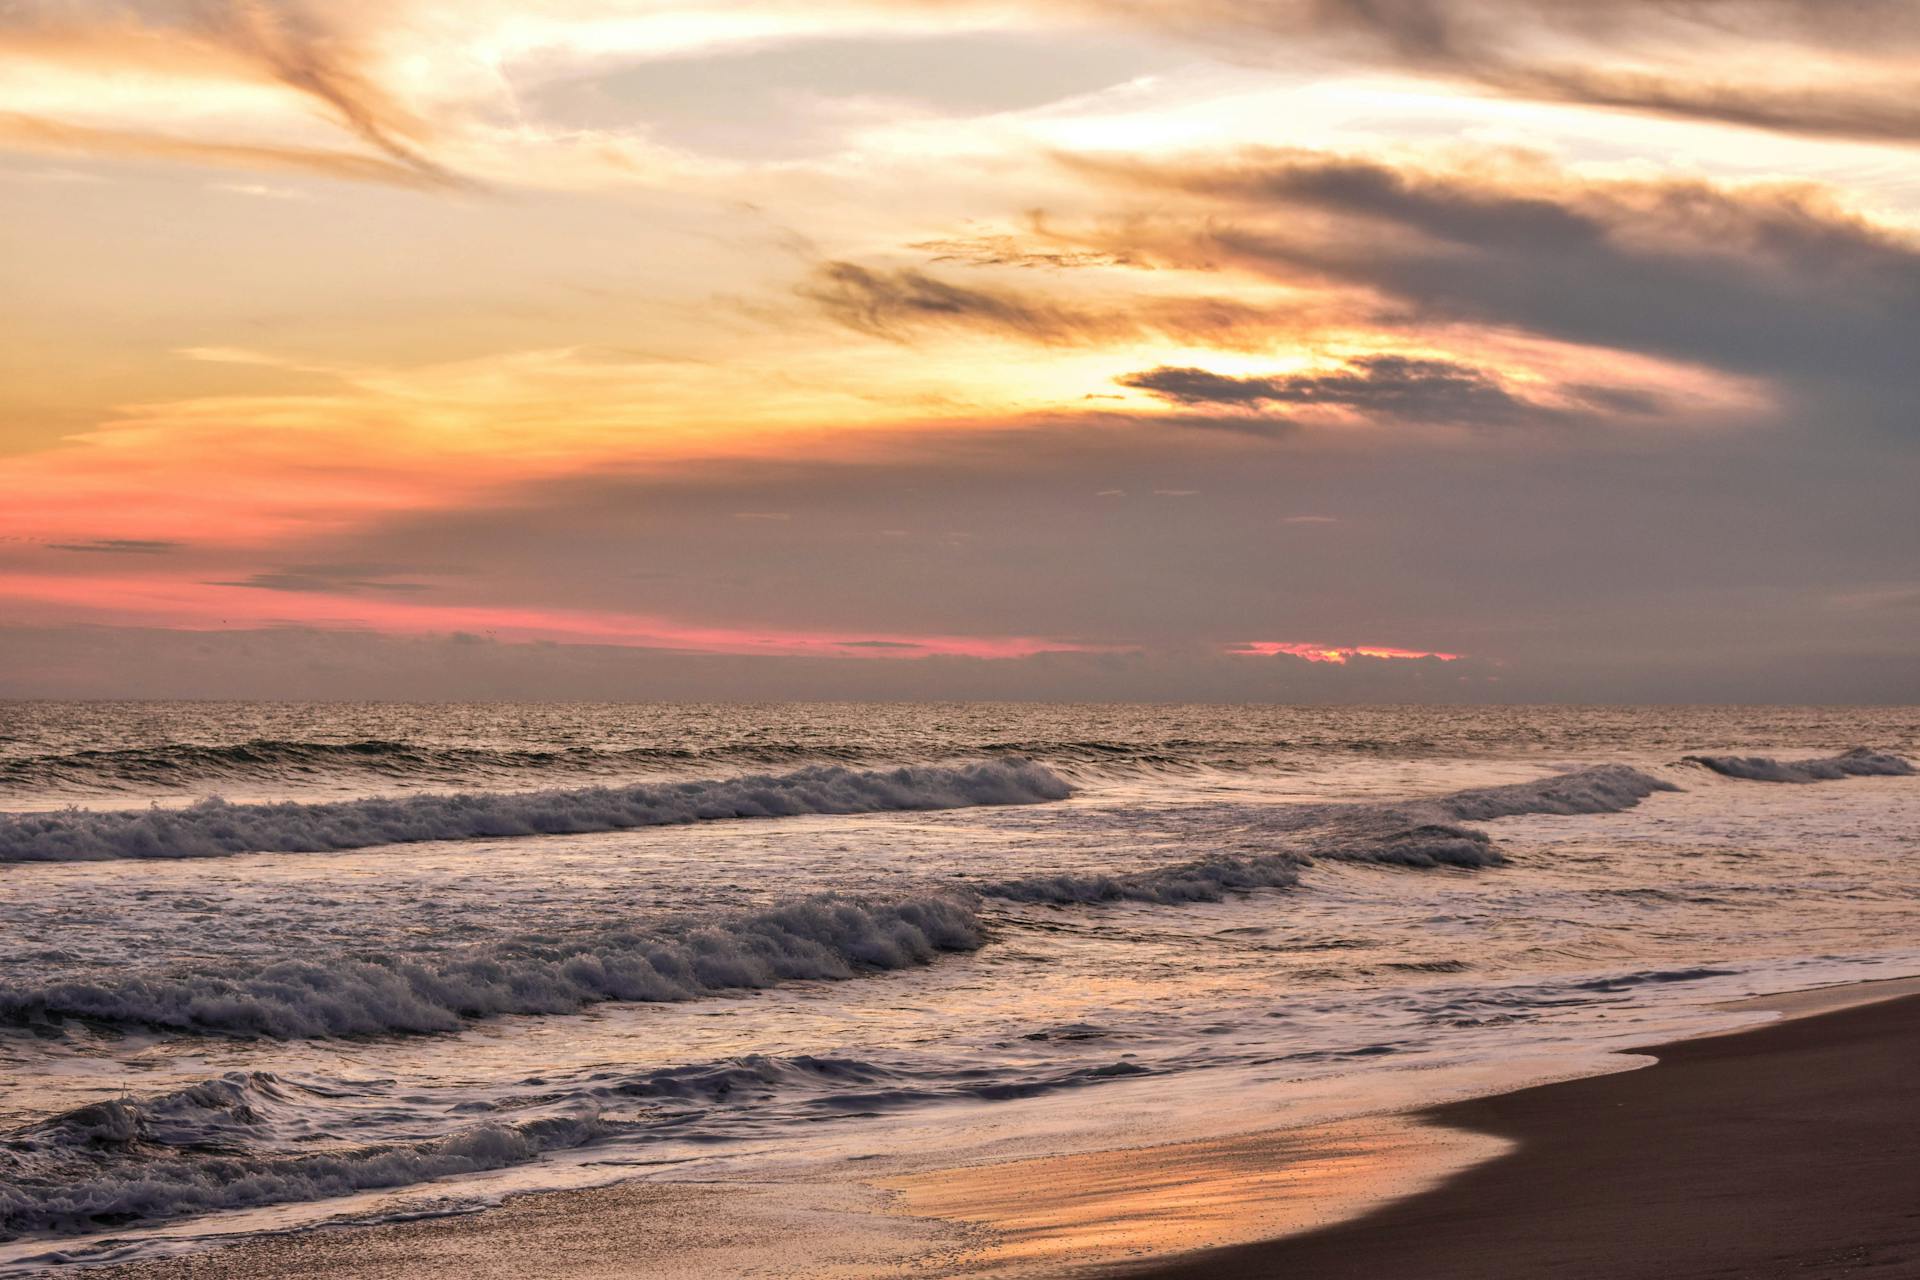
<box><xmin>81</xmin><ymin>987</ymin><xmax>1920</xmax><ymax>1280</ymax></box>
<box><xmin>1123</xmin><ymin>992</ymin><xmax>1920</xmax><ymax>1280</ymax></box>
<box><xmin>886</xmin><ymin>1114</ymin><xmax>1506</xmax><ymax>1275</ymax></box>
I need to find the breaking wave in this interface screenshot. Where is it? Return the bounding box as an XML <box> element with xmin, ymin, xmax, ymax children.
<box><xmin>983</xmin><ymin>852</ymin><xmax>1308</xmax><ymax>905</ymax></box>
<box><xmin>0</xmin><ymin>760</ymin><xmax>1072</xmax><ymax>862</ymax></box>
<box><xmin>979</xmin><ymin>765</ymin><xmax>1676</xmax><ymax>904</ymax></box>
<box><xmin>1435</xmin><ymin>764</ymin><xmax>1680</xmax><ymax>821</ymax></box>
<box><xmin>1683</xmin><ymin>748</ymin><xmax>1915</xmax><ymax>784</ymax></box>
<box><xmin>1301</xmin><ymin>765</ymin><xmax>1677</xmax><ymax>871</ymax></box>
<box><xmin>0</xmin><ymin>894</ymin><xmax>984</xmax><ymax>1038</ymax></box>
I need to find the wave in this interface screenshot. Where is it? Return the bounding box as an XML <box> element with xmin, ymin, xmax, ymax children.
<box><xmin>982</xmin><ymin>852</ymin><xmax>1307</xmax><ymax>905</ymax></box>
<box><xmin>0</xmin><ymin>738</ymin><xmax>880</xmax><ymax>796</ymax></box>
<box><xmin>1297</xmin><ymin>765</ymin><xmax>1676</xmax><ymax>872</ymax></box>
<box><xmin>978</xmin><ymin>765</ymin><xmax>1676</xmax><ymax>904</ymax></box>
<box><xmin>0</xmin><ymin>760</ymin><xmax>1072</xmax><ymax>862</ymax></box>
<box><xmin>1435</xmin><ymin>764</ymin><xmax>1680</xmax><ymax>821</ymax></box>
<box><xmin>1314</xmin><ymin>821</ymin><xmax>1504</xmax><ymax>868</ymax></box>
<box><xmin>1682</xmin><ymin>748</ymin><xmax>1915</xmax><ymax>784</ymax></box>
<box><xmin>0</xmin><ymin>762</ymin><xmax>1825</xmax><ymax>1041</ymax></box>
<box><xmin>0</xmin><ymin>893</ymin><xmax>984</xmax><ymax>1038</ymax></box>
<box><xmin>0</xmin><ymin>1072</ymin><xmax>615</xmax><ymax>1242</ymax></box>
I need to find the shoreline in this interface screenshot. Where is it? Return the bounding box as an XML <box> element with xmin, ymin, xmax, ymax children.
<box><xmin>1121</xmin><ymin>988</ymin><xmax>1920</xmax><ymax>1279</ymax></box>
<box><xmin>63</xmin><ymin>977</ymin><xmax>1920</xmax><ymax>1279</ymax></box>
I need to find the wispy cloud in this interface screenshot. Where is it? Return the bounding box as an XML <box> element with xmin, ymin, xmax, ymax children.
<box><xmin>1106</xmin><ymin>0</ymin><xmax>1920</xmax><ymax>145</ymax></box>
<box><xmin>798</xmin><ymin>260</ymin><xmax>1299</xmax><ymax>349</ymax></box>
<box><xmin>0</xmin><ymin>0</ymin><xmax>466</xmax><ymax>187</ymax></box>
<box><xmin>46</xmin><ymin>538</ymin><xmax>182</xmax><ymax>555</ymax></box>
<box><xmin>209</xmin><ymin>564</ymin><xmax>434</xmax><ymax>595</ymax></box>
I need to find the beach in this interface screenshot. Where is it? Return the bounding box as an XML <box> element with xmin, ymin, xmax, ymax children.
<box><xmin>1126</xmin><ymin>987</ymin><xmax>1920</xmax><ymax>1280</ymax></box>
<box><xmin>72</xmin><ymin>982</ymin><xmax>1920</xmax><ymax>1279</ymax></box>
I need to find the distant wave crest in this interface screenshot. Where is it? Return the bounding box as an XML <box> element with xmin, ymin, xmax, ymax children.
<box><xmin>1682</xmin><ymin>748</ymin><xmax>1915</xmax><ymax>783</ymax></box>
<box><xmin>0</xmin><ymin>738</ymin><xmax>876</xmax><ymax>795</ymax></box>
<box><xmin>982</xmin><ymin>765</ymin><xmax>1678</xmax><ymax>905</ymax></box>
<box><xmin>0</xmin><ymin>759</ymin><xmax>1073</xmax><ymax>862</ymax></box>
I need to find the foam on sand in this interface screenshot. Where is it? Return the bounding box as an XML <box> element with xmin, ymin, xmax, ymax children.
<box><xmin>0</xmin><ymin>1072</ymin><xmax>615</xmax><ymax>1242</ymax></box>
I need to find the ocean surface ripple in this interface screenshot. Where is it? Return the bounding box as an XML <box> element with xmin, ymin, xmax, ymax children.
<box><xmin>0</xmin><ymin>703</ymin><xmax>1912</xmax><ymax>1268</ymax></box>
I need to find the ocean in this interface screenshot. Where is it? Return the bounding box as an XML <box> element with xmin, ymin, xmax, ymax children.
<box><xmin>0</xmin><ymin>702</ymin><xmax>1914</xmax><ymax>1273</ymax></box>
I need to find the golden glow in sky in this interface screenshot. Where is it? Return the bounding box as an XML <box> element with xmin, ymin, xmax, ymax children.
<box><xmin>4</xmin><ymin>0</ymin><xmax>1919</xmax><ymax>698</ymax></box>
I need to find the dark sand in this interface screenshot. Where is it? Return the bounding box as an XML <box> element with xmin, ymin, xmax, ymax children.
<box><xmin>1123</xmin><ymin>994</ymin><xmax>1920</xmax><ymax>1280</ymax></box>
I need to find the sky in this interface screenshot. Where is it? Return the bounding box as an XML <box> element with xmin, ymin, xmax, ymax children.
<box><xmin>2</xmin><ymin>0</ymin><xmax>1918</xmax><ymax>701</ymax></box>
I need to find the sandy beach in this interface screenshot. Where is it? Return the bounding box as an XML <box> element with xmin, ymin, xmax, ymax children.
<box><xmin>1125</xmin><ymin>989</ymin><xmax>1920</xmax><ymax>1280</ymax></box>
<box><xmin>74</xmin><ymin>983</ymin><xmax>1919</xmax><ymax>1280</ymax></box>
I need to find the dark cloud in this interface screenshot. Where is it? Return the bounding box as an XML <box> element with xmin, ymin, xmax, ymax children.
<box><xmin>1066</xmin><ymin>149</ymin><xmax>1920</xmax><ymax>416</ymax></box>
<box><xmin>210</xmin><ymin>564</ymin><xmax>433</xmax><ymax>594</ymax></box>
<box><xmin>1105</xmin><ymin>0</ymin><xmax>1920</xmax><ymax>145</ymax></box>
<box><xmin>1119</xmin><ymin>355</ymin><xmax>1550</xmax><ymax>425</ymax></box>
<box><xmin>798</xmin><ymin>260</ymin><xmax>1292</xmax><ymax>348</ymax></box>
<box><xmin>46</xmin><ymin>538</ymin><xmax>182</xmax><ymax>554</ymax></box>
<box><xmin>172</xmin><ymin>409</ymin><xmax>1918</xmax><ymax>699</ymax></box>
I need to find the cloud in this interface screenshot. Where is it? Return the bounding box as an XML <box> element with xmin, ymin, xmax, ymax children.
<box><xmin>908</xmin><ymin>234</ymin><xmax>1142</xmax><ymax>270</ymax></box>
<box><xmin>0</xmin><ymin>0</ymin><xmax>467</xmax><ymax>187</ymax></box>
<box><xmin>0</xmin><ymin>112</ymin><xmax>450</xmax><ymax>189</ymax></box>
<box><xmin>194</xmin><ymin>0</ymin><xmax>445</xmax><ymax>177</ymax></box>
<box><xmin>7</xmin><ymin>400</ymin><xmax>1916</xmax><ymax>700</ymax></box>
<box><xmin>45</xmin><ymin>538</ymin><xmax>182</xmax><ymax>554</ymax></box>
<box><xmin>1121</xmin><ymin>355</ymin><xmax>1548</xmax><ymax>422</ymax></box>
<box><xmin>1104</xmin><ymin>0</ymin><xmax>1920</xmax><ymax>145</ymax></box>
<box><xmin>1065</xmin><ymin>148</ymin><xmax>1920</xmax><ymax>418</ymax></box>
<box><xmin>209</xmin><ymin>564</ymin><xmax>433</xmax><ymax>594</ymax></box>
<box><xmin>1226</xmin><ymin>641</ymin><xmax>1461</xmax><ymax>664</ymax></box>
<box><xmin>798</xmin><ymin>260</ymin><xmax>1294</xmax><ymax>348</ymax></box>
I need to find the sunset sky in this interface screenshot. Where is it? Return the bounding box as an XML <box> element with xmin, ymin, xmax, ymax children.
<box><xmin>3</xmin><ymin>0</ymin><xmax>1917</xmax><ymax>700</ymax></box>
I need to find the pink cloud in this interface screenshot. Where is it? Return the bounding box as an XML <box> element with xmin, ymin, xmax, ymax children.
<box><xmin>1227</xmin><ymin>642</ymin><xmax>1462</xmax><ymax>664</ymax></box>
<box><xmin>0</xmin><ymin>573</ymin><xmax>1112</xmax><ymax>661</ymax></box>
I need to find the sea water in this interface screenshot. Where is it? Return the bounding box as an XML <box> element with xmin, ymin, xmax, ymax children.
<box><xmin>0</xmin><ymin>703</ymin><xmax>1914</xmax><ymax>1271</ymax></box>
